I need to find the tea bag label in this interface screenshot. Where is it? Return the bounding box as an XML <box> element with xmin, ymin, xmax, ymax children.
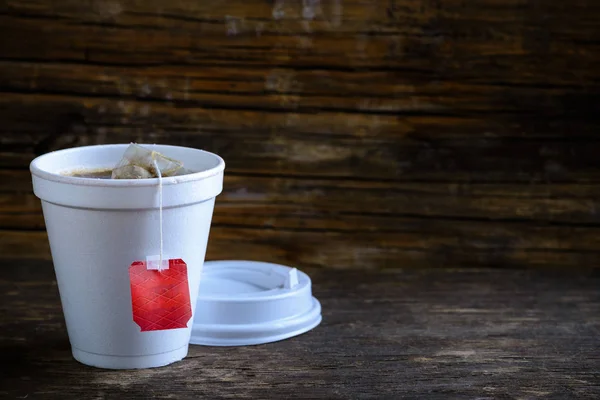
<box><xmin>146</xmin><ymin>255</ymin><xmax>170</xmax><ymax>270</ymax></box>
<box><xmin>129</xmin><ymin>259</ymin><xmax>192</xmax><ymax>332</ymax></box>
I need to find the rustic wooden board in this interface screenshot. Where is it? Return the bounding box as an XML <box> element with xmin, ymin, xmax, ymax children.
<box><xmin>3</xmin><ymin>220</ymin><xmax>600</xmax><ymax>269</ymax></box>
<box><xmin>5</xmin><ymin>170</ymin><xmax>600</xmax><ymax>225</ymax></box>
<box><xmin>0</xmin><ymin>0</ymin><xmax>599</xmax><ymax>269</ymax></box>
<box><xmin>3</xmin><ymin>166</ymin><xmax>600</xmax><ymax>268</ymax></box>
<box><xmin>2</xmin><ymin>93</ymin><xmax>599</xmax><ymax>182</ymax></box>
<box><xmin>1</xmin><ymin>260</ymin><xmax>599</xmax><ymax>399</ymax></box>
<box><xmin>1</xmin><ymin>0</ymin><xmax>598</xmax><ymax>77</ymax></box>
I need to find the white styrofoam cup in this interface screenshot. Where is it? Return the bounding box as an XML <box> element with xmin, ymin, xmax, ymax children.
<box><xmin>30</xmin><ymin>144</ymin><xmax>225</xmax><ymax>369</ymax></box>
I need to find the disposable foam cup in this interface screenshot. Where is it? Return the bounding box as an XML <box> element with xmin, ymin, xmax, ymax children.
<box><xmin>30</xmin><ymin>144</ymin><xmax>225</xmax><ymax>369</ymax></box>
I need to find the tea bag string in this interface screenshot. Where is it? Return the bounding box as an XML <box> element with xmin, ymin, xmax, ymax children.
<box><xmin>153</xmin><ymin>159</ymin><xmax>164</xmax><ymax>271</ymax></box>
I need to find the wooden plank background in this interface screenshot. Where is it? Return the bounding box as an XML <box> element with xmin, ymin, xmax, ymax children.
<box><xmin>0</xmin><ymin>0</ymin><xmax>599</xmax><ymax>269</ymax></box>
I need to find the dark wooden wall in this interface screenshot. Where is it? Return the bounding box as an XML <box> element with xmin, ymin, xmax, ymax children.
<box><xmin>1</xmin><ymin>0</ymin><xmax>599</xmax><ymax>269</ymax></box>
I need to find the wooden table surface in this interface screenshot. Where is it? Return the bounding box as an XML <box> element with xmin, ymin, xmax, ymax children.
<box><xmin>2</xmin><ymin>260</ymin><xmax>598</xmax><ymax>399</ymax></box>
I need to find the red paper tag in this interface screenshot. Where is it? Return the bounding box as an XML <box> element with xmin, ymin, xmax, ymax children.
<box><xmin>129</xmin><ymin>259</ymin><xmax>192</xmax><ymax>332</ymax></box>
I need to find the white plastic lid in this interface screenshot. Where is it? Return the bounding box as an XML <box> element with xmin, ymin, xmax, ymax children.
<box><xmin>190</xmin><ymin>260</ymin><xmax>322</xmax><ymax>346</ymax></box>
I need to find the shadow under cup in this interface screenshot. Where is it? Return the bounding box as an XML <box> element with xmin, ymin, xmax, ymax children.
<box><xmin>30</xmin><ymin>144</ymin><xmax>225</xmax><ymax>369</ymax></box>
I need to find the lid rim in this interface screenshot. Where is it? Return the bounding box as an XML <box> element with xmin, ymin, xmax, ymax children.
<box><xmin>191</xmin><ymin>260</ymin><xmax>322</xmax><ymax>347</ymax></box>
<box><xmin>190</xmin><ymin>317</ymin><xmax>321</xmax><ymax>347</ymax></box>
<box><xmin>190</xmin><ymin>302</ymin><xmax>322</xmax><ymax>347</ymax></box>
<box><xmin>193</xmin><ymin>297</ymin><xmax>321</xmax><ymax>334</ymax></box>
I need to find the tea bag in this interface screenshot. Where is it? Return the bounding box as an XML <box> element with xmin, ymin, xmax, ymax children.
<box><xmin>111</xmin><ymin>144</ymin><xmax>186</xmax><ymax>179</ymax></box>
<box><xmin>128</xmin><ymin>158</ymin><xmax>193</xmax><ymax>332</ymax></box>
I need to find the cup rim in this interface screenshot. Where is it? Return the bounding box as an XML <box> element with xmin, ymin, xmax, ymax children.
<box><xmin>30</xmin><ymin>144</ymin><xmax>225</xmax><ymax>187</ymax></box>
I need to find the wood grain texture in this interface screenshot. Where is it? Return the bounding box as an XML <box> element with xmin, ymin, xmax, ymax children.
<box><xmin>0</xmin><ymin>0</ymin><xmax>599</xmax><ymax>269</ymax></box>
<box><xmin>1</xmin><ymin>260</ymin><xmax>599</xmax><ymax>399</ymax></box>
<box><xmin>3</xmin><ymin>167</ymin><xmax>600</xmax><ymax>268</ymax></box>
